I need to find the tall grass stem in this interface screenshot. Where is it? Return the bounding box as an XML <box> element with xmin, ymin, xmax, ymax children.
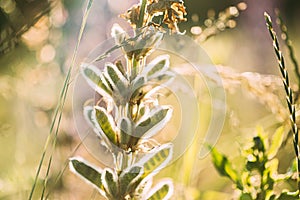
<box><xmin>275</xmin><ymin>9</ymin><xmax>300</xmax><ymax>100</ymax></box>
<box><xmin>264</xmin><ymin>12</ymin><xmax>300</xmax><ymax>194</ymax></box>
<box><xmin>28</xmin><ymin>0</ymin><xmax>94</xmax><ymax>199</ymax></box>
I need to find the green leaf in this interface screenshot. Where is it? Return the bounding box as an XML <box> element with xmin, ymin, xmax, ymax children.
<box><xmin>119</xmin><ymin>166</ymin><xmax>143</xmax><ymax>195</ymax></box>
<box><xmin>83</xmin><ymin>105</ymin><xmax>95</xmax><ymax>128</ymax></box>
<box><xmin>115</xmin><ymin>60</ymin><xmax>126</xmax><ymax>77</ymax></box>
<box><xmin>144</xmin><ymin>55</ymin><xmax>170</xmax><ymax>79</ymax></box>
<box><xmin>119</xmin><ymin>118</ymin><xmax>133</xmax><ymax>147</ymax></box>
<box><xmin>102</xmin><ymin>168</ymin><xmax>118</xmax><ymax>199</ymax></box>
<box><xmin>93</xmin><ymin>106</ymin><xmax>118</xmax><ymax>145</ymax></box>
<box><xmin>132</xmin><ymin>75</ymin><xmax>145</xmax><ymax>87</ymax></box>
<box><xmin>135</xmin><ymin>106</ymin><xmax>172</xmax><ymax>138</ymax></box>
<box><xmin>83</xmin><ymin>105</ymin><xmax>112</xmax><ymax>149</ymax></box>
<box><xmin>104</xmin><ymin>63</ymin><xmax>128</xmax><ymax>95</ymax></box>
<box><xmin>137</xmin><ymin>143</ymin><xmax>173</xmax><ymax>179</ymax></box>
<box><xmin>240</xmin><ymin>193</ymin><xmax>253</xmax><ymax>200</ymax></box>
<box><xmin>129</xmin><ymin>76</ymin><xmax>146</xmax><ymax>104</ymax></box>
<box><xmin>131</xmin><ymin>76</ymin><xmax>145</xmax><ymax>93</ymax></box>
<box><xmin>211</xmin><ymin>147</ymin><xmax>243</xmax><ymax>190</ymax></box>
<box><xmin>276</xmin><ymin>190</ymin><xmax>299</xmax><ymax>200</ymax></box>
<box><xmin>268</xmin><ymin>194</ymin><xmax>276</xmax><ymax>200</ymax></box>
<box><xmin>268</xmin><ymin>126</ymin><xmax>284</xmax><ymax>159</ymax></box>
<box><xmin>69</xmin><ymin>158</ymin><xmax>104</xmax><ymax>193</ymax></box>
<box><xmin>111</xmin><ymin>24</ymin><xmax>127</xmax><ymax>46</ymax></box>
<box><xmin>146</xmin><ymin>179</ymin><xmax>173</xmax><ymax>200</ymax></box>
<box><xmin>81</xmin><ymin>63</ymin><xmax>112</xmax><ymax>99</ymax></box>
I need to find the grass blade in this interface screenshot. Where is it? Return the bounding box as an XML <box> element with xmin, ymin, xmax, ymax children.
<box><xmin>28</xmin><ymin>0</ymin><xmax>94</xmax><ymax>199</ymax></box>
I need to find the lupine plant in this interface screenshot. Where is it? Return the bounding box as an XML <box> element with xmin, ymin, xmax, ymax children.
<box><xmin>69</xmin><ymin>0</ymin><xmax>187</xmax><ymax>199</ymax></box>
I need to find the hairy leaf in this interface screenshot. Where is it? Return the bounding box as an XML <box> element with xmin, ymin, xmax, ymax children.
<box><xmin>93</xmin><ymin>106</ymin><xmax>118</xmax><ymax>145</ymax></box>
<box><xmin>129</xmin><ymin>76</ymin><xmax>146</xmax><ymax>106</ymax></box>
<box><xmin>144</xmin><ymin>55</ymin><xmax>170</xmax><ymax>79</ymax></box>
<box><xmin>137</xmin><ymin>143</ymin><xmax>173</xmax><ymax>180</ymax></box>
<box><xmin>104</xmin><ymin>63</ymin><xmax>128</xmax><ymax>95</ymax></box>
<box><xmin>131</xmin><ymin>76</ymin><xmax>145</xmax><ymax>97</ymax></box>
<box><xmin>115</xmin><ymin>60</ymin><xmax>126</xmax><ymax>77</ymax></box>
<box><xmin>111</xmin><ymin>24</ymin><xmax>127</xmax><ymax>46</ymax></box>
<box><xmin>81</xmin><ymin>63</ymin><xmax>112</xmax><ymax>98</ymax></box>
<box><xmin>146</xmin><ymin>179</ymin><xmax>173</xmax><ymax>200</ymax></box>
<box><xmin>119</xmin><ymin>118</ymin><xmax>133</xmax><ymax>147</ymax></box>
<box><xmin>69</xmin><ymin>158</ymin><xmax>104</xmax><ymax>192</ymax></box>
<box><xmin>132</xmin><ymin>76</ymin><xmax>145</xmax><ymax>90</ymax></box>
<box><xmin>102</xmin><ymin>168</ymin><xmax>118</xmax><ymax>198</ymax></box>
<box><xmin>119</xmin><ymin>166</ymin><xmax>143</xmax><ymax>195</ymax></box>
<box><xmin>135</xmin><ymin>106</ymin><xmax>172</xmax><ymax>138</ymax></box>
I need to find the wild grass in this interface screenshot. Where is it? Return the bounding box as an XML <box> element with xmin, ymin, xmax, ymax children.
<box><xmin>28</xmin><ymin>0</ymin><xmax>94</xmax><ymax>199</ymax></box>
<box><xmin>275</xmin><ymin>9</ymin><xmax>300</xmax><ymax>100</ymax></box>
<box><xmin>265</xmin><ymin>12</ymin><xmax>300</xmax><ymax>193</ymax></box>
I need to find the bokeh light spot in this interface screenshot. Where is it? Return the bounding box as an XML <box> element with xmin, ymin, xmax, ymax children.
<box><xmin>237</xmin><ymin>2</ymin><xmax>247</xmax><ymax>11</ymax></box>
<box><xmin>39</xmin><ymin>44</ymin><xmax>56</xmax><ymax>63</ymax></box>
<box><xmin>191</xmin><ymin>26</ymin><xmax>202</xmax><ymax>35</ymax></box>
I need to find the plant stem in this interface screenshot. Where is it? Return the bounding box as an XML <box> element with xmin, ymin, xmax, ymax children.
<box><xmin>264</xmin><ymin>12</ymin><xmax>300</xmax><ymax>194</ymax></box>
<box><xmin>275</xmin><ymin>9</ymin><xmax>300</xmax><ymax>101</ymax></box>
<box><xmin>137</xmin><ymin>0</ymin><xmax>147</xmax><ymax>29</ymax></box>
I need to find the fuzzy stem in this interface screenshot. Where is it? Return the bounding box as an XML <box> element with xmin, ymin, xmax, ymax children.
<box><xmin>275</xmin><ymin>9</ymin><xmax>300</xmax><ymax>101</ymax></box>
<box><xmin>264</xmin><ymin>12</ymin><xmax>300</xmax><ymax>194</ymax></box>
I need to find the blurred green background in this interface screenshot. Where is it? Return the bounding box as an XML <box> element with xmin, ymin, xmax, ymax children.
<box><xmin>0</xmin><ymin>0</ymin><xmax>300</xmax><ymax>199</ymax></box>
